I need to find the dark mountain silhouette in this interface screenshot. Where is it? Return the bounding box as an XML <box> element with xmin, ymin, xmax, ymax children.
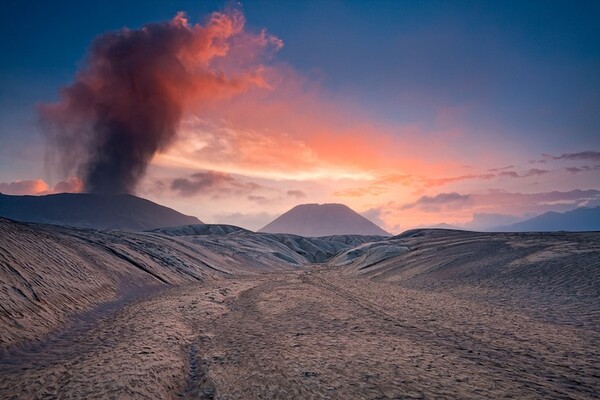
<box><xmin>0</xmin><ymin>192</ymin><xmax>201</xmax><ymax>231</ymax></box>
<box><xmin>259</xmin><ymin>203</ymin><xmax>389</xmax><ymax>237</ymax></box>
<box><xmin>463</xmin><ymin>213</ymin><xmax>522</xmax><ymax>231</ymax></box>
<box><xmin>493</xmin><ymin>206</ymin><xmax>600</xmax><ymax>232</ymax></box>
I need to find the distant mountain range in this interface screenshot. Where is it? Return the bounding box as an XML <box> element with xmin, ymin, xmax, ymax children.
<box><xmin>409</xmin><ymin>207</ymin><xmax>600</xmax><ymax>233</ymax></box>
<box><xmin>0</xmin><ymin>193</ymin><xmax>202</xmax><ymax>231</ymax></box>
<box><xmin>492</xmin><ymin>206</ymin><xmax>600</xmax><ymax>232</ymax></box>
<box><xmin>463</xmin><ymin>213</ymin><xmax>522</xmax><ymax>231</ymax></box>
<box><xmin>259</xmin><ymin>203</ymin><xmax>390</xmax><ymax>237</ymax></box>
<box><xmin>2</xmin><ymin>191</ymin><xmax>596</xmax><ymax>234</ymax></box>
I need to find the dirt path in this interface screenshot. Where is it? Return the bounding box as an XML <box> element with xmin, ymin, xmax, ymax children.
<box><xmin>193</xmin><ymin>269</ymin><xmax>599</xmax><ymax>399</ymax></box>
<box><xmin>1</xmin><ymin>269</ymin><xmax>598</xmax><ymax>399</ymax></box>
<box><xmin>0</xmin><ymin>276</ymin><xmax>263</xmax><ymax>399</ymax></box>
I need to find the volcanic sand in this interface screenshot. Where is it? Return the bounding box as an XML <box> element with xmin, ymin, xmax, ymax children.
<box><xmin>1</xmin><ymin>267</ymin><xmax>598</xmax><ymax>399</ymax></box>
<box><xmin>1</xmin><ymin>223</ymin><xmax>599</xmax><ymax>399</ymax></box>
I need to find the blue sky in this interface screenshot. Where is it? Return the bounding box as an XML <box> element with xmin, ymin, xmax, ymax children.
<box><xmin>1</xmin><ymin>1</ymin><xmax>599</xmax><ymax>230</ymax></box>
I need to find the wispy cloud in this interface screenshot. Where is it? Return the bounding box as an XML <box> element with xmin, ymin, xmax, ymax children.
<box><xmin>401</xmin><ymin>192</ymin><xmax>472</xmax><ymax>212</ymax></box>
<box><xmin>565</xmin><ymin>165</ymin><xmax>600</xmax><ymax>174</ymax></box>
<box><xmin>247</xmin><ymin>195</ymin><xmax>275</xmax><ymax>204</ymax></box>
<box><xmin>0</xmin><ymin>178</ymin><xmax>82</xmax><ymax>195</ymax></box>
<box><xmin>542</xmin><ymin>151</ymin><xmax>600</xmax><ymax>162</ymax></box>
<box><xmin>423</xmin><ymin>173</ymin><xmax>496</xmax><ymax>188</ymax></box>
<box><xmin>286</xmin><ymin>190</ymin><xmax>307</xmax><ymax>199</ymax></box>
<box><xmin>371</xmin><ymin>188</ymin><xmax>600</xmax><ymax>232</ymax></box>
<box><xmin>334</xmin><ymin>167</ymin><xmax>552</xmax><ymax>199</ymax></box>
<box><xmin>0</xmin><ymin>180</ymin><xmax>49</xmax><ymax>195</ymax></box>
<box><xmin>170</xmin><ymin>171</ymin><xmax>263</xmax><ymax>198</ymax></box>
<box><xmin>488</xmin><ymin>165</ymin><xmax>514</xmax><ymax>172</ymax></box>
<box><xmin>498</xmin><ymin>168</ymin><xmax>549</xmax><ymax>178</ymax></box>
<box><xmin>361</xmin><ymin>207</ymin><xmax>387</xmax><ymax>227</ymax></box>
<box><xmin>333</xmin><ymin>186</ymin><xmax>391</xmax><ymax>198</ymax></box>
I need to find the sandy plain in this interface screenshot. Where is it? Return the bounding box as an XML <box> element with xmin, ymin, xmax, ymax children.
<box><xmin>1</xmin><ymin>220</ymin><xmax>598</xmax><ymax>399</ymax></box>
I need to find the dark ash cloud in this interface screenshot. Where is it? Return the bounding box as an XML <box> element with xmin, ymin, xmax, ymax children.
<box><xmin>39</xmin><ymin>10</ymin><xmax>279</xmax><ymax>194</ymax></box>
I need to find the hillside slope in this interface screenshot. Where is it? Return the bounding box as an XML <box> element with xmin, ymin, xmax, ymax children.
<box><xmin>0</xmin><ymin>193</ymin><xmax>202</xmax><ymax>231</ymax></box>
<box><xmin>259</xmin><ymin>203</ymin><xmax>389</xmax><ymax>236</ymax></box>
<box><xmin>0</xmin><ymin>220</ymin><xmax>385</xmax><ymax>347</ymax></box>
<box><xmin>332</xmin><ymin>228</ymin><xmax>600</xmax><ymax>326</ymax></box>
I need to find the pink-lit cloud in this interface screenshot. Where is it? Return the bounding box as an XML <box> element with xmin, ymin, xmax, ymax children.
<box><xmin>488</xmin><ymin>165</ymin><xmax>514</xmax><ymax>172</ymax></box>
<box><xmin>0</xmin><ymin>180</ymin><xmax>49</xmax><ymax>195</ymax></box>
<box><xmin>0</xmin><ymin>178</ymin><xmax>83</xmax><ymax>195</ymax></box>
<box><xmin>286</xmin><ymin>190</ymin><xmax>307</xmax><ymax>199</ymax></box>
<box><xmin>18</xmin><ymin>7</ymin><xmax>598</xmax><ymax>234</ymax></box>
<box><xmin>401</xmin><ymin>192</ymin><xmax>472</xmax><ymax>212</ymax></box>
<box><xmin>373</xmin><ymin>188</ymin><xmax>600</xmax><ymax>232</ymax></box>
<box><xmin>333</xmin><ymin>167</ymin><xmax>555</xmax><ymax>200</ymax></box>
<box><xmin>40</xmin><ymin>8</ymin><xmax>282</xmax><ymax>194</ymax></box>
<box><xmin>169</xmin><ymin>171</ymin><xmax>264</xmax><ymax>198</ymax></box>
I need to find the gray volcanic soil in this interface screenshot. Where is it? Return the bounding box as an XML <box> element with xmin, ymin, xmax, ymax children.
<box><xmin>1</xmin><ymin>221</ymin><xmax>599</xmax><ymax>399</ymax></box>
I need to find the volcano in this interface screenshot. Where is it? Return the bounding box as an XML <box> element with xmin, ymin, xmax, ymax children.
<box><xmin>0</xmin><ymin>192</ymin><xmax>201</xmax><ymax>231</ymax></box>
<box><xmin>259</xmin><ymin>203</ymin><xmax>389</xmax><ymax>237</ymax></box>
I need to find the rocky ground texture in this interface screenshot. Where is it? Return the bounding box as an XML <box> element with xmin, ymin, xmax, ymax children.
<box><xmin>1</xmin><ymin>219</ymin><xmax>598</xmax><ymax>399</ymax></box>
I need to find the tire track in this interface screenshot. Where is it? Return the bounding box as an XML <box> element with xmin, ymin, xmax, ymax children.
<box><xmin>183</xmin><ymin>340</ymin><xmax>216</xmax><ymax>400</ymax></box>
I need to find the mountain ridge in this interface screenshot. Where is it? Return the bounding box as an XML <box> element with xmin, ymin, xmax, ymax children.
<box><xmin>259</xmin><ymin>203</ymin><xmax>389</xmax><ymax>237</ymax></box>
<box><xmin>0</xmin><ymin>192</ymin><xmax>202</xmax><ymax>231</ymax></box>
<box><xmin>492</xmin><ymin>206</ymin><xmax>600</xmax><ymax>232</ymax></box>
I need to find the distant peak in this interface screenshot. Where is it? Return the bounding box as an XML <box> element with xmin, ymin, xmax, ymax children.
<box><xmin>260</xmin><ymin>202</ymin><xmax>389</xmax><ymax>236</ymax></box>
<box><xmin>294</xmin><ymin>203</ymin><xmax>350</xmax><ymax>208</ymax></box>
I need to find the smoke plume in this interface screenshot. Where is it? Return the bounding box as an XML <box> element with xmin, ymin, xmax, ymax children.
<box><xmin>40</xmin><ymin>9</ymin><xmax>280</xmax><ymax>194</ymax></box>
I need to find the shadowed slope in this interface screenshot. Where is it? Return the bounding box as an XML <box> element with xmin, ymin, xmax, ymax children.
<box><xmin>1</xmin><ymin>224</ymin><xmax>599</xmax><ymax>399</ymax></box>
<box><xmin>0</xmin><ymin>193</ymin><xmax>202</xmax><ymax>231</ymax></box>
<box><xmin>0</xmin><ymin>220</ymin><xmax>384</xmax><ymax>347</ymax></box>
<box><xmin>333</xmin><ymin>229</ymin><xmax>600</xmax><ymax>326</ymax></box>
<box><xmin>0</xmin><ymin>219</ymin><xmax>300</xmax><ymax>347</ymax></box>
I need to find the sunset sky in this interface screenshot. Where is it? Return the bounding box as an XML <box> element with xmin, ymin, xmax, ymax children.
<box><xmin>1</xmin><ymin>1</ymin><xmax>599</xmax><ymax>232</ymax></box>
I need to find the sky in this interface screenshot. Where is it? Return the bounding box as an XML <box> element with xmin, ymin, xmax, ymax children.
<box><xmin>1</xmin><ymin>0</ymin><xmax>599</xmax><ymax>232</ymax></box>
